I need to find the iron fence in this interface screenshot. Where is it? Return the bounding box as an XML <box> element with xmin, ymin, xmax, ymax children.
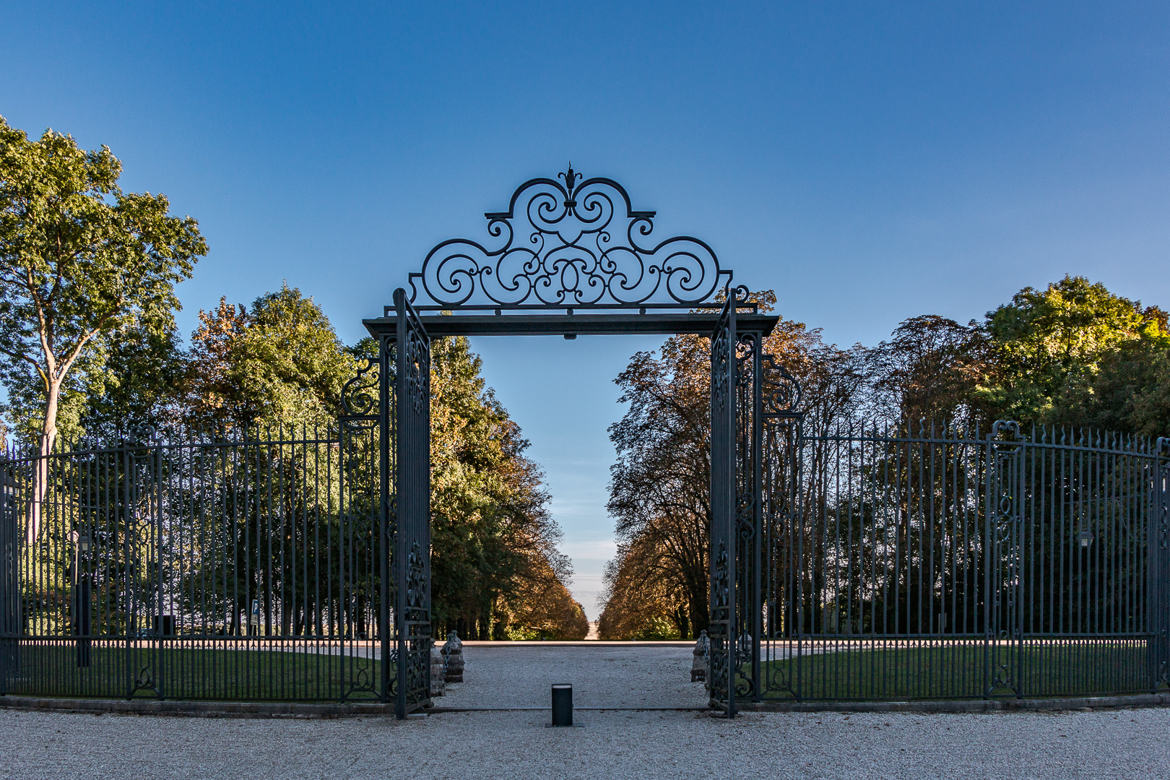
<box><xmin>3</xmin><ymin>419</ymin><xmax>1168</xmax><ymax>706</ymax></box>
<box><xmin>0</xmin><ymin>424</ymin><xmax>387</xmax><ymax>702</ymax></box>
<box><xmin>760</xmin><ymin>421</ymin><xmax>1170</xmax><ymax>702</ymax></box>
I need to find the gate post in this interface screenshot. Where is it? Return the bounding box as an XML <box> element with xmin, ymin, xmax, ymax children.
<box><xmin>749</xmin><ymin>332</ymin><xmax>763</xmax><ymax>702</ymax></box>
<box><xmin>378</xmin><ymin>335</ymin><xmax>393</xmax><ymax>704</ymax></box>
<box><xmin>0</xmin><ymin>469</ymin><xmax>17</xmax><ymax>693</ymax></box>
<box><xmin>392</xmin><ymin>288</ymin><xmax>432</xmax><ymax>718</ymax></box>
<box><xmin>1149</xmin><ymin>438</ymin><xmax>1170</xmax><ymax>690</ymax></box>
<box><xmin>708</xmin><ymin>290</ymin><xmax>738</xmax><ymax>716</ymax></box>
<box><xmin>984</xmin><ymin>420</ymin><xmax>1024</xmax><ymax>698</ymax></box>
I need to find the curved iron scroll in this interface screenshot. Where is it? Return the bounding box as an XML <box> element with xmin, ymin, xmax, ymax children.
<box><xmin>408</xmin><ymin>166</ymin><xmax>733</xmax><ymax>310</ymax></box>
<box><xmin>761</xmin><ymin>352</ymin><xmax>802</xmax><ymax>418</ymax></box>
<box><xmin>341</xmin><ymin>358</ymin><xmax>378</xmax><ymax>417</ymax></box>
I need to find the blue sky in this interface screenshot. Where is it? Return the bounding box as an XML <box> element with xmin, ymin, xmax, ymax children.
<box><xmin>3</xmin><ymin>1</ymin><xmax>1167</xmax><ymax>616</ymax></box>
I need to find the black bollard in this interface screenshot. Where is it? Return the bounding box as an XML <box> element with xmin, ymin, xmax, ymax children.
<box><xmin>551</xmin><ymin>684</ymin><xmax>573</xmax><ymax>727</ymax></box>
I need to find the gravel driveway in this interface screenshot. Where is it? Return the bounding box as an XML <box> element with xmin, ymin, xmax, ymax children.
<box><xmin>439</xmin><ymin>642</ymin><xmax>706</xmax><ymax>709</ymax></box>
<box><xmin>3</xmin><ymin>643</ymin><xmax>1168</xmax><ymax>778</ymax></box>
<box><xmin>3</xmin><ymin>707</ymin><xmax>1168</xmax><ymax>778</ymax></box>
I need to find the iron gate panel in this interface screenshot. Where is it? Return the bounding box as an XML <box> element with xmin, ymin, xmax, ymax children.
<box><xmin>1151</xmin><ymin>439</ymin><xmax>1170</xmax><ymax>689</ymax></box>
<box><xmin>733</xmin><ymin>330</ymin><xmax>765</xmax><ymax>702</ymax></box>
<box><xmin>391</xmin><ymin>288</ymin><xmax>432</xmax><ymax>717</ymax></box>
<box><xmin>985</xmin><ymin>421</ymin><xmax>1024</xmax><ymax>696</ymax></box>
<box><xmin>761</xmin><ymin>421</ymin><xmax>1165</xmax><ymax>702</ymax></box>
<box><xmin>708</xmin><ymin>292</ymin><xmax>737</xmax><ymax>715</ymax></box>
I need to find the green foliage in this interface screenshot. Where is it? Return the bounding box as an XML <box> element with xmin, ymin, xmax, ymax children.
<box><xmin>77</xmin><ymin>320</ymin><xmax>188</xmax><ymax>441</ymax></box>
<box><xmin>0</xmin><ymin>116</ymin><xmax>206</xmax><ymax>443</ymax></box>
<box><xmin>183</xmin><ymin>286</ymin><xmax>355</xmax><ymax>431</ymax></box>
<box><xmin>428</xmin><ymin>335</ymin><xmax>585</xmax><ymax>639</ymax></box>
<box><xmin>976</xmin><ymin>275</ymin><xmax>1170</xmax><ymax>428</ymax></box>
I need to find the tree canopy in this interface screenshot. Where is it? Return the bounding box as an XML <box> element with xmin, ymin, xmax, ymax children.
<box><xmin>599</xmin><ymin>276</ymin><xmax>1170</xmax><ymax>638</ymax></box>
<box><xmin>0</xmin><ymin>116</ymin><xmax>207</xmax><ymax>446</ymax></box>
<box><xmin>0</xmin><ymin>117</ymin><xmax>206</xmax><ymax>544</ymax></box>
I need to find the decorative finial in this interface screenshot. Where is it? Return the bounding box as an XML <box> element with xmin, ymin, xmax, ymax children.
<box><xmin>559</xmin><ymin>163</ymin><xmax>579</xmax><ymax>195</ymax></box>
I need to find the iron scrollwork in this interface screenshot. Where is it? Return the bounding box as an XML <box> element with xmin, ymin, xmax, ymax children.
<box><xmin>761</xmin><ymin>352</ymin><xmax>802</xmax><ymax>419</ymax></box>
<box><xmin>711</xmin><ymin>308</ymin><xmax>731</xmax><ymax>414</ymax></box>
<box><xmin>341</xmin><ymin>358</ymin><xmax>378</xmax><ymax>418</ymax></box>
<box><xmin>403</xmin><ymin>543</ymin><xmax>431</xmax><ymax>707</ymax></box>
<box><xmin>408</xmin><ymin>166</ymin><xmax>732</xmax><ymax>310</ymax></box>
<box><xmin>988</xmin><ymin>420</ymin><xmax>1024</xmax><ymax>696</ymax></box>
<box><xmin>708</xmin><ymin>541</ymin><xmax>732</xmax><ymax>705</ymax></box>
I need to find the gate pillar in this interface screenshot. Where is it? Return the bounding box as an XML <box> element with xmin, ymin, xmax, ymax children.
<box><xmin>709</xmin><ymin>291</ymin><xmax>738</xmax><ymax>716</ymax></box>
<box><xmin>1150</xmin><ymin>438</ymin><xmax>1170</xmax><ymax>690</ymax></box>
<box><xmin>385</xmin><ymin>288</ymin><xmax>433</xmax><ymax>718</ymax></box>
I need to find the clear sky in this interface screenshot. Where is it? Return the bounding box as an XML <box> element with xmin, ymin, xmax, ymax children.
<box><xmin>3</xmin><ymin>1</ymin><xmax>1167</xmax><ymax>617</ymax></box>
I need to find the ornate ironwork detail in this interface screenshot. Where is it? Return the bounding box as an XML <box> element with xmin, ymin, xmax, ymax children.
<box><xmin>987</xmin><ymin>420</ymin><xmax>1024</xmax><ymax>696</ymax></box>
<box><xmin>708</xmin><ymin>541</ymin><xmax>732</xmax><ymax>705</ymax></box>
<box><xmin>405</xmin><ymin>543</ymin><xmax>426</xmax><ymax>610</ymax></box>
<box><xmin>711</xmin><ymin>307</ymin><xmax>732</xmax><ymax>414</ymax></box>
<box><xmin>761</xmin><ymin>352</ymin><xmax>802</xmax><ymax>418</ymax></box>
<box><xmin>341</xmin><ymin>358</ymin><xmax>378</xmax><ymax>417</ymax></box>
<box><xmin>405</xmin><ymin>336</ymin><xmax>428</xmax><ymax>416</ymax></box>
<box><xmin>393</xmin><ymin>288</ymin><xmax>432</xmax><ymax>716</ymax></box>
<box><xmin>407</xmin><ymin>167</ymin><xmax>732</xmax><ymax>310</ymax></box>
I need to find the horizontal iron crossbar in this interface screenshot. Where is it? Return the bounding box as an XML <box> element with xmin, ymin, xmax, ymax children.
<box><xmin>363</xmin><ymin>312</ymin><xmax>780</xmax><ymax>337</ymax></box>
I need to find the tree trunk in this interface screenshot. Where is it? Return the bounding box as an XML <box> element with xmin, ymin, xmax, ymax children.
<box><xmin>25</xmin><ymin>381</ymin><xmax>61</xmax><ymax>547</ymax></box>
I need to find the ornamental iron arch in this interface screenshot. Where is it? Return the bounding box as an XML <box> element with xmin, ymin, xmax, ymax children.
<box><xmin>403</xmin><ymin>165</ymin><xmax>739</xmax><ymax>313</ymax></box>
<box><xmin>368</xmin><ymin>167</ymin><xmax>797</xmax><ymax>718</ymax></box>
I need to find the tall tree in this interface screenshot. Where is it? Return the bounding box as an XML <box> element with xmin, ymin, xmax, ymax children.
<box><xmin>0</xmin><ymin>117</ymin><xmax>206</xmax><ymax>543</ymax></box>
<box><xmin>866</xmin><ymin>315</ymin><xmax>986</xmax><ymax>426</ymax></box>
<box><xmin>183</xmin><ymin>286</ymin><xmax>354</xmax><ymax>432</ymax></box>
<box><xmin>427</xmin><ymin>335</ymin><xmax>576</xmax><ymax>639</ymax></box>
<box><xmin>976</xmin><ymin>275</ymin><xmax>1170</xmax><ymax>428</ymax></box>
<box><xmin>601</xmin><ymin>291</ymin><xmax>866</xmax><ymax>638</ymax></box>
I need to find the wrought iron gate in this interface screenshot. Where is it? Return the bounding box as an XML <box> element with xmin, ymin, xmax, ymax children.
<box><xmin>708</xmin><ymin>292</ymin><xmax>738</xmax><ymax>715</ymax></box>
<box><xmin>387</xmin><ymin>288</ymin><xmax>432</xmax><ymax>717</ymax></box>
<box><xmin>761</xmin><ymin>421</ymin><xmax>1169</xmax><ymax>702</ymax></box>
<box><xmin>985</xmin><ymin>421</ymin><xmax>1024</xmax><ymax>695</ymax></box>
<box><xmin>1152</xmin><ymin>439</ymin><xmax>1170</xmax><ymax>689</ymax></box>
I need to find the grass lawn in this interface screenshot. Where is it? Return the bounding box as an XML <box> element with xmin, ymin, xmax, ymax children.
<box><xmin>760</xmin><ymin>639</ymin><xmax>1154</xmax><ymax>700</ymax></box>
<box><xmin>2</xmin><ymin>641</ymin><xmax>384</xmax><ymax>701</ymax></box>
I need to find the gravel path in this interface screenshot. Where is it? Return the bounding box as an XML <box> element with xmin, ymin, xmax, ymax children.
<box><xmin>2</xmin><ymin>707</ymin><xmax>1168</xmax><ymax>778</ymax></box>
<box><xmin>3</xmin><ymin>644</ymin><xmax>1169</xmax><ymax>778</ymax></box>
<box><xmin>439</xmin><ymin>642</ymin><xmax>706</xmax><ymax>709</ymax></box>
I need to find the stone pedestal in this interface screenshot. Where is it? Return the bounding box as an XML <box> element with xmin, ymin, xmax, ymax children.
<box><xmin>691</xmin><ymin>629</ymin><xmax>710</xmax><ymax>682</ymax></box>
<box><xmin>429</xmin><ymin>644</ymin><xmax>446</xmax><ymax>696</ymax></box>
<box><xmin>442</xmin><ymin>630</ymin><xmax>464</xmax><ymax>683</ymax></box>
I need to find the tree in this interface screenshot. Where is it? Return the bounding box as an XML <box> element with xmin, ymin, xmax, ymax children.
<box><xmin>0</xmin><ymin>117</ymin><xmax>207</xmax><ymax>543</ymax></box>
<box><xmin>601</xmin><ymin>291</ymin><xmax>867</xmax><ymax>638</ymax></box>
<box><xmin>866</xmin><ymin>315</ymin><xmax>986</xmax><ymax>426</ymax></box>
<box><xmin>75</xmin><ymin>320</ymin><xmax>187</xmax><ymax>441</ymax></box>
<box><xmin>183</xmin><ymin>286</ymin><xmax>354</xmax><ymax>432</ymax></box>
<box><xmin>976</xmin><ymin>275</ymin><xmax>1170</xmax><ymax>428</ymax></box>
<box><xmin>426</xmin><ymin>335</ymin><xmax>575</xmax><ymax>639</ymax></box>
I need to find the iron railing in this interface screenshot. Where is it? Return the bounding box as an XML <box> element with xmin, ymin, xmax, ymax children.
<box><xmin>760</xmin><ymin>422</ymin><xmax>1170</xmax><ymax>701</ymax></box>
<box><xmin>0</xmin><ymin>425</ymin><xmax>386</xmax><ymax>702</ymax></box>
<box><xmin>3</xmin><ymin>420</ymin><xmax>1167</xmax><ymax>706</ymax></box>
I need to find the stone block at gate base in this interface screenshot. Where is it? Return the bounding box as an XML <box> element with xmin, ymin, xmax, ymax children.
<box><xmin>429</xmin><ymin>645</ymin><xmax>446</xmax><ymax>696</ymax></box>
<box><xmin>442</xmin><ymin>631</ymin><xmax>464</xmax><ymax>683</ymax></box>
<box><xmin>692</xmin><ymin>630</ymin><xmax>710</xmax><ymax>682</ymax></box>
